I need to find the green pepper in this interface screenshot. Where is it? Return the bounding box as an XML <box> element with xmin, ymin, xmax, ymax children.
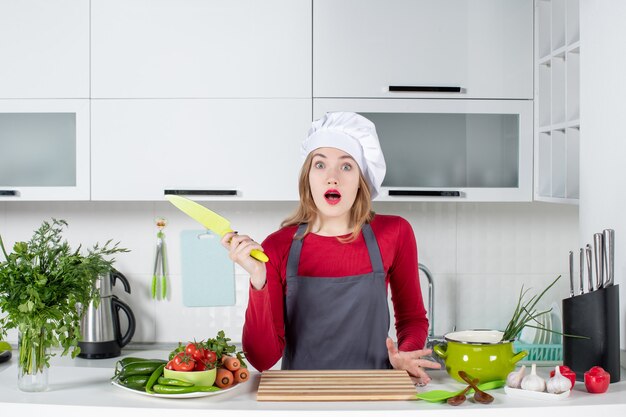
<box><xmin>157</xmin><ymin>376</ymin><xmax>194</xmax><ymax>387</ymax></box>
<box><xmin>145</xmin><ymin>364</ymin><xmax>166</xmax><ymax>394</ymax></box>
<box><xmin>115</xmin><ymin>357</ymin><xmax>166</xmax><ymax>375</ymax></box>
<box><xmin>120</xmin><ymin>375</ymin><xmax>150</xmax><ymax>390</ymax></box>
<box><xmin>152</xmin><ymin>384</ymin><xmax>221</xmax><ymax>395</ymax></box>
<box><xmin>117</xmin><ymin>361</ymin><xmax>167</xmax><ymax>379</ymax></box>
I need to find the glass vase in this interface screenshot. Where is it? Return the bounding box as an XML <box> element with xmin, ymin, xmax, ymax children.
<box><xmin>17</xmin><ymin>326</ymin><xmax>49</xmax><ymax>392</ymax></box>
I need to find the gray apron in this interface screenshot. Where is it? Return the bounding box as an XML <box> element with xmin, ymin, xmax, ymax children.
<box><xmin>281</xmin><ymin>223</ymin><xmax>391</xmax><ymax>370</ymax></box>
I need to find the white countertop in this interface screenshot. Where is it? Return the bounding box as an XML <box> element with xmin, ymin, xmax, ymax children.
<box><xmin>1</xmin><ymin>348</ymin><xmax>625</xmax><ymax>417</ymax></box>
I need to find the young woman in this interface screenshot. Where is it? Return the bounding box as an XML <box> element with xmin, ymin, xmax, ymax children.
<box><xmin>221</xmin><ymin>112</ymin><xmax>440</xmax><ymax>385</ymax></box>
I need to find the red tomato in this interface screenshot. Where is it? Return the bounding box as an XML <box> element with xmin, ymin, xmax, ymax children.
<box><xmin>165</xmin><ymin>360</ymin><xmax>175</xmax><ymax>370</ymax></box>
<box><xmin>549</xmin><ymin>365</ymin><xmax>576</xmax><ymax>390</ymax></box>
<box><xmin>185</xmin><ymin>343</ymin><xmax>198</xmax><ymax>358</ymax></box>
<box><xmin>584</xmin><ymin>366</ymin><xmax>610</xmax><ymax>394</ymax></box>
<box><xmin>172</xmin><ymin>352</ymin><xmax>196</xmax><ymax>372</ymax></box>
<box><xmin>186</xmin><ymin>342</ymin><xmax>210</xmax><ymax>363</ymax></box>
<box><xmin>194</xmin><ymin>360</ymin><xmax>207</xmax><ymax>371</ymax></box>
<box><xmin>204</xmin><ymin>350</ymin><xmax>217</xmax><ymax>364</ymax></box>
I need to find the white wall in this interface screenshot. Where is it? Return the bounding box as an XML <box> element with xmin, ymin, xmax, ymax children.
<box><xmin>580</xmin><ymin>0</ymin><xmax>626</xmax><ymax>350</ymax></box>
<box><xmin>0</xmin><ymin>201</ymin><xmax>577</xmax><ymax>348</ymax></box>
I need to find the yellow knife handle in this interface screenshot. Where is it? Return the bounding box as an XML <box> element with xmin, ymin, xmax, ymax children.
<box><xmin>250</xmin><ymin>249</ymin><xmax>269</xmax><ymax>263</ymax></box>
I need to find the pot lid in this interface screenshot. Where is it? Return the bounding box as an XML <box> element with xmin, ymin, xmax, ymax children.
<box><xmin>444</xmin><ymin>330</ymin><xmax>508</xmax><ymax>344</ymax></box>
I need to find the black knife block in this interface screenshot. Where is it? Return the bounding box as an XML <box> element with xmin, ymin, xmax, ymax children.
<box><xmin>562</xmin><ymin>284</ymin><xmax>620</xmax><ymax>383</ymax></box>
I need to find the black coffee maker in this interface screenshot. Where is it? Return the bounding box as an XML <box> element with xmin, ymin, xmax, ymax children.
<box><xmin>78</xmin><ymin>269</ymin><xmax>136</xmax><ymax>359</ymax></box>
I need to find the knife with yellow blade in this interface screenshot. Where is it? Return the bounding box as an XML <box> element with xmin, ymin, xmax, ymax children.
<box><xmin>166</xmin><ymin>195</ymin><xmax>269</xmax><ymax>263</ymax></box>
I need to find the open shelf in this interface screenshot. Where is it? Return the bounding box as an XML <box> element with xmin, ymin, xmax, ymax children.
<box><xmin>534</xmin><ymin>0</ymin><xmax>580</xmax><ymax>204</ymax></box>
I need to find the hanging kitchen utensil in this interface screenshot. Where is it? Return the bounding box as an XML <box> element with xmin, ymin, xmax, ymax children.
<box><xmin>180</xmin><ymin>229</ymin><xmax>235</xmax><ymax>307</ymax></box>
<box><xmin>151</xmin><ymin>217</ymin><xmax>168</xmax><ymax>300</ymax></box>
<box><xmin>166</xmin><ymin>194</ymin><xmax>268</xmax><ymax>263</ymax></box>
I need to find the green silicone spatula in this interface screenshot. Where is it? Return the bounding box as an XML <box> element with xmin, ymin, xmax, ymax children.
<box><xmin>166</xmin><ymin>195</ymin><xmax>269</xmax><ymax>263</ymax></box>
<box><xmin>415</xmin><ymin>380</ymin><xmax>505</xmax><ymax>402</ymax></box>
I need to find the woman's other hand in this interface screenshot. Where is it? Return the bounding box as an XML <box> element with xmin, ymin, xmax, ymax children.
<box><xmin>386</xmin><ymin>337</ymin><xmax>441</xmax><ymax>386</ymax></box>
<box><xmin>221</xmin><ymin>231</ymin><xmax>267</xmax><ymax>290</ymax></box>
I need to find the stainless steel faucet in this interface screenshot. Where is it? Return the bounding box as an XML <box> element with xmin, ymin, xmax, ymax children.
<box><xmin>418</xmin><ymin>263</ymin><xmax>435</xmax><ymax>338</ymax></box>
<box><xmin>419</xmin><ymin>263</ymin><xmax>447</xmax><ymax>366</ymax></box>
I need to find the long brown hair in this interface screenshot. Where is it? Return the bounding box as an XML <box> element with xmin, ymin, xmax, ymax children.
<box><xmin>281</xmin><ymin>152</ymin><xmax>375</xmax><ymax>242</ymax></box>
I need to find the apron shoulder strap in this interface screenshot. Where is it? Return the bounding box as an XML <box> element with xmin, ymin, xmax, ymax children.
<box><xmin>286</xmin><ymin>224</ymin><xmax>308</xmax><ymax>278</ymax></box>
<box><xmin>361</xmin><ymin>223</ymin><xmax>385</xmax><ymax>274</ymax></box>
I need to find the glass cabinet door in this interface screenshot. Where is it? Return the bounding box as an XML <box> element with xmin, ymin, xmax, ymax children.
<box><xmin>314</xmin><ymin>98</ymin><xmax>533</xmax><ymax>201</ymax></box>
<box><xmin>0</xmin><ymin>100</ymin><xmax>89</xmax><ymax>200</ymax></box>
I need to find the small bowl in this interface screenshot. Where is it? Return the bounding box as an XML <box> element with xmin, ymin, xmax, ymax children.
<box><xmin>163</xmin><ymin>368</ymin><xmax>216</xmax><ymax>386</ymax></box>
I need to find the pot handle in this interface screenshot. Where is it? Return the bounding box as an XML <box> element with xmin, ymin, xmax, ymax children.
<box><xmin>433</xmin><ymin>344</ymin><xmax>448</xmax><ymax>359</ymax></box>
<box><xmin>510</xmin><ymin>350</ymin><xmax>528</xmax><ymax>364</ymax></box>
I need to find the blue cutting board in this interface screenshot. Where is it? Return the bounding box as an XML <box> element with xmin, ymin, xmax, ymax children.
<box><xmin>180</xmin><ymin>230</ymin><xmax>235</xmax><ymax>307</ymax></box>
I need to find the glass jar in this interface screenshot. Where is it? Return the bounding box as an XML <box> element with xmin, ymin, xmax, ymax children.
<box><xmin>17</xmin><ymin>326</ymin><xmax>49</xmax><ymax>392</ymax></box>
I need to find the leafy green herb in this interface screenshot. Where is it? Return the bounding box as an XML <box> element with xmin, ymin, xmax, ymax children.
<box><xmin>204</xmin><ymin>330</ymin><xmax>238</xmax><ymax>360</ymax></box>
<box><xmin>0</xmin><ymin>219</ymin><xmax>128</xmax><ymax>375</ymax></box>
<box><xmin>502</xmin><ymin>275</ymin><xmax>561</xmax><ymax>342</ymax></box>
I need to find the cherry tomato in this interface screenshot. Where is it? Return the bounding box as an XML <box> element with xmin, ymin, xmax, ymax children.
<box><xmin>584</xmin><ymin>366</ymin><xmax>610</xmax><ymax>394</ymax></box>
<box><xmin>185</xmin><ymin>343</ymin><xmax>198</xmax><ymax>358</ymax></box>
<box><xmin>165</xmin><ymin>359</ymin><xmax>175</xmax><ymax>370</ymax></box>
<box><xmin>172</xmin><ymin>352</ymin><xmax>196</xmax><ymax>372</ymax></box>
<box><xmin>204</xmin><ymin>350</ymin><xmax>217</xmax><ymax>363</ymax></box>
<box><xmin>194</xmin><ymin>360</ymin><xmax>207</xmax><ymax>371</ymax></box>
<box><xmin>550</xmin><ymin>365</ymin><xmax>576</xmax><ymax>390</ymax></box>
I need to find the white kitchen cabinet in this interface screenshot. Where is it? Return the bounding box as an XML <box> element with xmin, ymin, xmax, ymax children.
<box><xmin>315</xmin><ymin>99</ymin><xmax>533</xmax><ymax>202</ymax></box>
<box><xmin>0</xmin><ymin>99</ymin><xmax>90</xmax><ymax>200</ymax></box>
<box><xmin>91</xmin><ymin>99</ymin><xmax>311</xmax><ymax>201</ymax></box>
<box><xmin>0</xmin><ymin>0</ymin><xmax>89</xmax><ymax>98</ymax></box>
<box><xmin>314</xmin><ymin>0</ymin><xmax>533</xmax><ymax>99</ymax></box>
<box><xmin>91</xmin><ymin>0</ymin><xmax>311</xmax><ymax>99</ymax></box>
<box><xmin>534</xmin><ymin>0</ymin><xmax>580</xmax><ymax>204</ymax></box>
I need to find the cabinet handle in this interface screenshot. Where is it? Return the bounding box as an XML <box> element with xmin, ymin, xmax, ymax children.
<box><xmin>0</xmin><ymin>190</ymin><xmax>19</xmax><ymax>197</ymax></box>
<box><xmin>389</xmin><ymin>190</ymin><xmax>461</xmax><ymax>197</ymax></box>
<box><xmin>164</xmin><ymin>189</ymin><xmax>238</xmax><ymax>196</ymax></box>
<box><xmin>389</xmin><ymin>86</ymin><xmax>462</xmax><ymax>93</ymax></box>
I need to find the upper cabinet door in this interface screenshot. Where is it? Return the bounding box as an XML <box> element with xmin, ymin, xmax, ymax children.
<box><xmin>314</xmin><ymin>0</ymin><xmax>533</xmax><ymax>99</ymax></box>
<box><xmin>0</xmin><ymin>99</ymin><xmax>90</xmax><ymax>200</ymax></box>
<box><xmin>91</xmin><ymin>99</ymin><xmax>310</xmax><ymax>201</ymax></box>
<box><xmin>91</xmin><ymin>0</ymin><xmax>312</xmax><ymax>99</ymax></box>
<box><xmin>0</xmin><ymin>0</ymin><xmax>89</xmax><ymax>98</ymax></box>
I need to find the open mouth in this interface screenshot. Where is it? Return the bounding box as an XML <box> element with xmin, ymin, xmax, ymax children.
<box><xmin>324</xmin><ymin>189</ymin><xmax>342</xmax><ymax>205</ymax></box>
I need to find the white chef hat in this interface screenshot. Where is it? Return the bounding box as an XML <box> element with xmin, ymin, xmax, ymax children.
<box><xmin>302</xmin><ymin>112</ymin><xmax>386</xmax><ymax>199</ymax></box>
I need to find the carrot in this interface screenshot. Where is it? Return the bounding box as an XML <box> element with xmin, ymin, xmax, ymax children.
<box><xmin>221</xmin><ymin>355</ymin><xmax>240</xmax><ymax>371</ymax></box>
<box><xmin>215</xmin><ymin>368</ymin><xmax>234</xmax><ymax>388</ymax></box>
<box><xmin>233</xmin><ymin>367</ymin><xmax>249</xmax><ymax>383</ymax></box>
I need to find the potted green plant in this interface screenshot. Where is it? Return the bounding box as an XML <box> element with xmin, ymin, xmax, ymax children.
<box><xmin>0</xmin><ymin>219</ymin><xmax>128</xmax><ymax>391</ymax></box>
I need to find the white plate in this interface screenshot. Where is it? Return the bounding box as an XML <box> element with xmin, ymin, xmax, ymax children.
<box><xmin>519</xmin><ymin>324</ymin><xmax>537</xmax><ymax>344</ymax></box>
<box><xmin>550</xmin><ymin>302</ymin><xmax>562</xmax><ymax>344</ymax></box>
<box><xmin>111</xmin><ymin>380</ymin><xmax>241</xmax><ymax>399</ymax></box>
<box><xmin>504</xmin><ymin>385</ymin><xmax>570</xmax><ymax>401</ymax></box>
<box><xmin>533</xmin><ymin>315</ymin><xmax>545</xmax><ymax>344</ymax></box>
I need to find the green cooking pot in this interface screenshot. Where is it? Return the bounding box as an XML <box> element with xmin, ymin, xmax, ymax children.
<box><xmin>433</xmin><ymin>330</ymin><xmax>527</xmax><ymax>383</ymax></box>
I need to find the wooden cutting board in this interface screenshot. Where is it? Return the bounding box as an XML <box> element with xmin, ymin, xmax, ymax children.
<box><xmin>257</xmin><ymin>370</ymin><xmax>417</xmax><ymax>401</ymax></box>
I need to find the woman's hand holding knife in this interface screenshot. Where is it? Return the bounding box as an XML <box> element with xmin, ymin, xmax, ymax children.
<box><xmin>221</xmin><ymin>231</ymin><xmax>267</xmax><ymax>290</ymax></box>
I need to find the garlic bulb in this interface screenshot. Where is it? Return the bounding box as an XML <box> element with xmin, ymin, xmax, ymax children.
<box><xmin>506</xmin><ymin>365</ymin><xmax>526</xmax><ymax>388</ymax></box>
<box><xmin>521</xmin><ymin>363</ymin><xmax>546</xmax><ymax>392</ymax></box>
<box><xmin>547</xmin><ymin>365</ymin><xmax>572</xmax><ymax>394</ymax></box>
